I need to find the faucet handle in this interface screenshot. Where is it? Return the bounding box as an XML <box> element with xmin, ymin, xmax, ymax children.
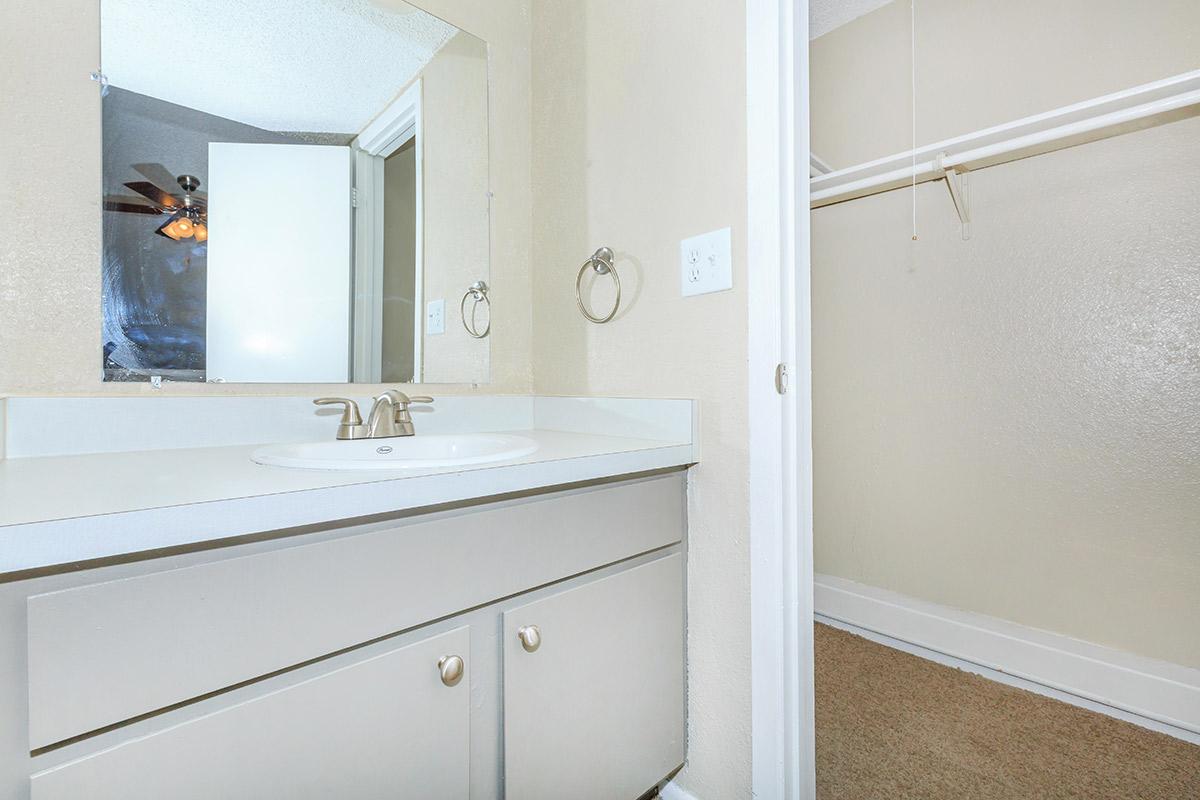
<box><xmin>314</xmin><ymin>397</ymin><xmax>363</xmax><ymax>423</ymax></box>
<box><xmin>388</xmin><ymin>394</ymin><xmax>434</xmax><ymax>434</ymax></box>
<box><xmin>379</xmin><ymin>391</ymin><xmax>434</xmax><ymax>407</ymax></box>
<box><xmin>313</xmin><ymin>398</ymin><xmax>367</xmax><ymax>440</ymax></box>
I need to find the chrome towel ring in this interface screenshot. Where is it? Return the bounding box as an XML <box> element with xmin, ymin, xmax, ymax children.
<box><xmin>575</xmin><ymin>247</ymin><xmax>620</xmax><ymax>324</ymax></box>
<box><xmin>460</xmin><ymin>280</ymin><xmax>490</xmax><ymax>338</ymax></box>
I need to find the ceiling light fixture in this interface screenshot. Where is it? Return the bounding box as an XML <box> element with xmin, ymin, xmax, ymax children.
<box><xmin>163</xmin><ymin>217</ymin><xmax>194</xmax><ymax>239</ymax></box>
<box><xmin>108</xmin><ymin>171</ymin><xmax>209</xmax><ymax>244</ymax></box>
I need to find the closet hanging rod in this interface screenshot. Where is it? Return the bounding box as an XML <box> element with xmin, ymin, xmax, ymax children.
<box><xmin>811</xmin><ymin>69</ymin><xmax>1200</xmax><ymax>208</ymax></box>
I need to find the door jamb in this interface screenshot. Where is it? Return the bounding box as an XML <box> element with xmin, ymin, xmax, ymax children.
<box><xmin>747</xmin><ymin>0</ymin><xmax>815</xmax><ymax>797</ymax></box>
<box><xmin>351</xmin><ymin>80</ymin><xmax>424</xmax><ymax>382</ymax></box>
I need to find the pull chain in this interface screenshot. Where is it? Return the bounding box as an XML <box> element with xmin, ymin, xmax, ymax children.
<box><xmin>910</xmin><ymin>0</ymin><xmax>918</xmax><ymax>241</ymax></box>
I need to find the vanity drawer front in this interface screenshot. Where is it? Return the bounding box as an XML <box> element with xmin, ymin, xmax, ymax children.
<box><xmin>27</xmin><ymin>471</ymin><xmax>684</xmax><ymax>748</ymax></box>
<box><xmin>31</xmin><ymin>627</ymin><xmax>470</xmax><ymax>800</ymax></box>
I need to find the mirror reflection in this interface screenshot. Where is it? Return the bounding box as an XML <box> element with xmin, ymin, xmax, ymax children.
<box><xmin>100</xmin><ymin>0</ymin><xmax>490</xmax><ymax>384</ymax></box>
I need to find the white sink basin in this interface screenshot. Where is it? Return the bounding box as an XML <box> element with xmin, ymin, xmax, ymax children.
<box><xmin>252</xmin><ymin>434</ymin><xmax>539</xmax><ymax>471</ymax></box>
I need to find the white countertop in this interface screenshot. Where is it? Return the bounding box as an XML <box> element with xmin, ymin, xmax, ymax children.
<box><xmin>0</xmin><ymin>429</ymin><xmax>695</xmax><ymax>576</ymax></box>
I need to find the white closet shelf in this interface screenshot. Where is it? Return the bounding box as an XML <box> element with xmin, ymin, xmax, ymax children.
<box><xmin>810</xmin><ymin>69</ymin><xmax>1200</xmax><ymax>210</ymax></box>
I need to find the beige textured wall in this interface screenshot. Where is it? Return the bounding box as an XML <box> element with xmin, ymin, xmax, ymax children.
<box><xmin>0</xmin><ymin>0</ymin><xmax>531</xmax><ymax>397</ymax></box>
<box><xmin>530</xmin><ymin>2</ymin><xmax>750</xmax><ymax>796</ymax></box>
<box><xmin>812</xmin><ymin>0</ymin><xmax>1200</xmax><ymax>667</ymax></box>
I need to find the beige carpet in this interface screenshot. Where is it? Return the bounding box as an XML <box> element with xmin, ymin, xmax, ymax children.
<box><xmin>815</xmin><ymin>623</ymin><xmax>1200</xmax><ymax>799</ymax></box>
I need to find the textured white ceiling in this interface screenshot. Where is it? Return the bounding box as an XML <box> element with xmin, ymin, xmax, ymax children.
<box><xmin>810</xmin><ymin>0</ymin><xmax>896</xmax><ymax>39</ymax></box>
<box><xmin>101</xmin><ymin>0</ymin><xmax>460</xmax><ymax>133</ymax></box>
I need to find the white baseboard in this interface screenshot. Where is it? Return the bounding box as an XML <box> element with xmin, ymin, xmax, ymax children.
<box><xmin>659</xmin><ymin>781</ymin><xmax>700</xmax><ymax>800</ymax></box>
<box><xmin>814</xmin><ymin>574</ymin><xmax>1200</xmax><ymax>745</ymax></box>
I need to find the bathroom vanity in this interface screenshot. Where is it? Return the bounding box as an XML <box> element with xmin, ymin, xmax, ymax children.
<box><xmin>0</xmin><ymin>396</ymin><xmax>696</xmax><ymax>800</ymax></box>
<box><xmin>5</xmin><ymin>0</ymin><xmax>707</xmax><ymax>795</ymax></box>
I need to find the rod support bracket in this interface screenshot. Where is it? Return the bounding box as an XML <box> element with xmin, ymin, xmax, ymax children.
<box><xmin>936</xmin><ymin>153</ymin><xmax>971</xmax><ymax>240</ymax></box>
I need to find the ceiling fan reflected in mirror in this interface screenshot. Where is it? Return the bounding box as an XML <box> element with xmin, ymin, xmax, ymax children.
<box><xmin>104</xmin><ymin>170</ymin><xmax>208</xmax><ymax>243</ymax></box>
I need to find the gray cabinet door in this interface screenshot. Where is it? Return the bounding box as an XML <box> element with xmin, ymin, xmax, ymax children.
<box><xmin>31</xmin><ymin>627</ymin><xmax>471</xmax><ymax>800</ymax></box>
<box><xmin>503</xmin><ymin>554</ymin><xmax>685</xmax><ymax>800</ymax></box>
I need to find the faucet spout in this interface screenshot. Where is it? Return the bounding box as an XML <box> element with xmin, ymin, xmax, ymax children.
<box><xmin>364</xmin><ymin>391</ymin><xmax>435</xmax><ymax>438</ymax></box>
<box><xmin>365</xmin><ymin>392</ymin><xmax>403</xmax><ymax>438</ymax></box>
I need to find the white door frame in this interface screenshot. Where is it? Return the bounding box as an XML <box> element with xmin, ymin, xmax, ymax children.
<box><xmin>747</xmin><ymin>0</ymin><xmax>814</xmax><ymax>798</ymax></box>
<box><xmin>351</xmin><ymin>80</ymin><xmax>424</xmax><ymax>383</ymax></box>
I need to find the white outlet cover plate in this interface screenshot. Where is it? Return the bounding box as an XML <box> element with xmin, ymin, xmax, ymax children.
<box><xmin>426</xmin><ymin>298</ymin><xmax>446</xmax><ymax>335</ymax></box>
<box><xmin>680</xmin><ymin>227</ymin><xmax>733</xmax><ymax>297</ymax></box>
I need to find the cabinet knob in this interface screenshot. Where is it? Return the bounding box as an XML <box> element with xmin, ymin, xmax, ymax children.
<box><xmin>438</xmin><ymin>654</ymin><xmax>465</xmax><ymax>687</ymax></box>
<box><xmin>517</xmin><ymin>625</ymin><xmax>542</xmax><ymax>653</ymax></box>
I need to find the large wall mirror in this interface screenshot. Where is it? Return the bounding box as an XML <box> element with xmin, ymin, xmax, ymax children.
<box><xmin>100</xmin><ymin>0</ymin><xmax>490</xmax><ymax>384</ymax></box>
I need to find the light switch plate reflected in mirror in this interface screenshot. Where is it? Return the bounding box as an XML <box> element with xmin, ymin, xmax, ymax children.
<box><xmin>426</xmin><ymin>299</ymin><xmax>446</xmax><ymax>336</ymax></box>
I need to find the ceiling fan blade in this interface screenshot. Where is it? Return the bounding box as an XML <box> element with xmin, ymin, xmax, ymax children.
<box><xmin>104</xmin><ymin>196</ymin><xmax>164</xmax><ymax>215</ymax></box>
<box><xmin>125</xmin><ymin>181</ymin><xmax>180</xmax><ymax>209</ymax></box>
<box><xmin>132</xmin><ymin>163</ymin><xmax>183</xmax><ymax>192</ymax></box>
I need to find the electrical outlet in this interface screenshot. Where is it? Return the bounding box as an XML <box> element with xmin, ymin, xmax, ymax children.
<box><xmin>680</xmin><ymin>227</ymin><xmax>733</xmax><ymax>296</ymax></box>
<box><xmin>426</xmin><ymin>298</ymin><xmax>445</xmax><ymax>335</ymax></box>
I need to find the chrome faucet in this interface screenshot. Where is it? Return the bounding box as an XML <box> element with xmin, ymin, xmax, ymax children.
<box><xmin>366</xmin><ymin>390</ymin><xmax>435</xmax><ymax>438</ymax></box>
<box><xmin>313</xmin><ymin>392</ymin><xmax>434</xmax><ymax>440</ymax></box>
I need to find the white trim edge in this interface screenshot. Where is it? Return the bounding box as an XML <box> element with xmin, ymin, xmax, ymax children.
<box><xmin>659</xmin><ymin>781</ymin><xmax>701</xmax><ymax>800</ymax></box>
<box><xmin>748</xmin><ymin>0</ymin><xmax>815</xmax><ymax>798</ymax></box>
<box><xmin>815</xmin><ymin>575</ymin><xmax>1200</xmax><ymax>745</ymax></box>
<box><xmin>353</xmin><ymin>80</ymin><xmax>422</xmax><ymax>157</ymax></box>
